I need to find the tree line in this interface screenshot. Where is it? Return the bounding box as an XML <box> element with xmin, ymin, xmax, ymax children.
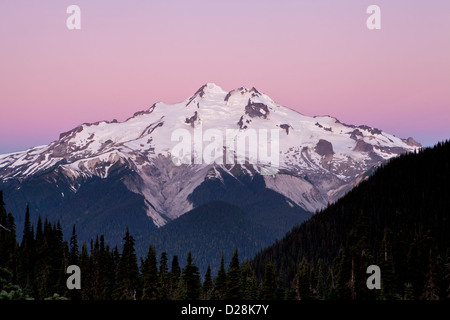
<box><xmin>0</xmin><ymin>194</ymin><xmax>287</xmax><ymax>300</ymax></box>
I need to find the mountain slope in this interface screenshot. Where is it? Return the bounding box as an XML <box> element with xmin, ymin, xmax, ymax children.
<box><xmin>135</xmin><ymin>173</ymin><xmax>313</xmax><ymax>274</ymax></box>
<box><xmin>136</xmin><ymin>200</ymin><xmax>301</xmax><ymax>275</ymax></box>
<box><xmin>251</xmin><ymin>141</ymin><xmax>450</xmax><ymax>299</ymax></box>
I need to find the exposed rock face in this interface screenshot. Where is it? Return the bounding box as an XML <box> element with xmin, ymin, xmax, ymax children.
<box><xmin>405</xmin><ymin>137</ymin><xmax>422</xmax><ymax>147</ymax></box>
<box><xmin>245</xmin><ymin>100</ymin><xmax>270</xmax><ymax>119</ymax></box>
<box><xmin>185</xmin><ymin>111</ymin><xmax>199</xmax><ymax>127</ymax></box>
<box><xmin>237</xmin><ymin>115</ymin><xmax>252</xmax><ymax>129</ymax></box>
<box><xmin>315</xmin><ymin>139</ymin><xmax>334</xmax><ymax>157</ymax></box>
<box><xmin>353</xmin><ymin>139</ymin><xmax>374</xmax><ymax>152</ymax></box>
<box><xmin>358</xmin><ymin>125</ymin><xmax>382</xmax><ymax>135</ymax></box>
<box><xmin>349</xmin><ymin>129</ymin><xmax>363</xmax><ymax>140</ymax></box>
<box><xmin>280</xmin><ymin>124</ymin><xmax>291</xmax><ymax>135</ymax></box>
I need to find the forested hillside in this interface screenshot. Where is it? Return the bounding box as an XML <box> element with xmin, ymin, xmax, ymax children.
<box><xmin>251</xmin><ymin>141</ymin><xmax>450</xmax><ymax>299</ymax></box>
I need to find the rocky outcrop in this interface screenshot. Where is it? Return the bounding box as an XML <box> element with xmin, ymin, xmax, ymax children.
<box><xmin>245</xmin><ymin>100</ymin><xmax>270</xmax><ymax>119</ymax></box>
<box><xmin>315</xmin><ymin>139</ymin><xmax>334</xmax><ymax>157</ymax></box>
<box><xmin>353</xmin><ymin>139</ymin><xmax>374</xmax><ymax>152</ymax></box>
<box><xmin>185</xmin><ymin>111</ymin><xmax>199</xmax><ymax>127</ymax></box>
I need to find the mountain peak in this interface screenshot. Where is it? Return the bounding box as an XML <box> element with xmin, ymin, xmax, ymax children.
<box><xmin>0</xmin><ymin>83</ymin><xmax>422</xmax><ymax>233</ymax></box>
<box><xmin>204</xmin><ymin>82</ymin><xmax>223</xmax><ymax>90</ymax></box>
<box><xmin>191</xmin><ymin>83</ymin><xmax>227</xmax><ymax>99</ymax></box>
<box><xmin>186</xmin><ymin>84</ymin><xmax>270</xmax><ymax>106</ymax></box>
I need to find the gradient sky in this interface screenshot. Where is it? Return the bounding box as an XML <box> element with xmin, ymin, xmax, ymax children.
<box><xmin>1</xmin><ymin>0</ymin><xmax>449</xmax><ymax>153</ymax></box>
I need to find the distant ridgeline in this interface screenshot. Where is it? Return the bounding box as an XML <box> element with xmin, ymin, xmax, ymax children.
<box><xmin>1</xmin><ymin>141</ymin><xmax>450</xmax><ymax>300</ymax></box>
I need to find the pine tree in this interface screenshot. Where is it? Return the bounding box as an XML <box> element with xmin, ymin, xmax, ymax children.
<box><xmin>171</xmin><ymin>255</ymin><xmax>181</xmax><ymax>279</ymax></box>
<box><xmin>103</xmin><ymin>244</ymin><xmax>116</xmax><ymax>300</ymax></box>
<box><xmin>95</xmin><ymin>235</ymin><xmax>113</xmax><ymax>300</ymax></box>
<box><xmin>378</xmin><ymin>228</ymin><xmax>398</xmax><ymax>300</ymax></box>
<box><xmin>175</xmin><ymin>277</ymin><xmax>187</xmax><ymax>300</ymax></box>
<box><xmin>213</xmin><ymin>253</ymin><xmax>227</xmax><ymax>300</ymax></box>
<box><xmin>392</xmin><ymin>231</ymin><xmax>408</xmax><ymax>293</ymax></box>
<box><xmin>351</xmin><ymin>212</ymin><xmax>375</xmax><ymax>300</ymax></box>
<box><xmin>262</xmin><ymin>263</ymin><xmax>276</xmax><ymax>300</ymax></box>
<box><xmin>18</xmin><ymin>204</ymin><xmax>35</xmax><ymax>297</ymax></box>
<box><xmin>327</xmin><ymin>267</ymin><xmax>335</xmax><ymax>299</ymax></box>
<box><xmin>7</xmin><ymin>213</ymin><xmax>18</xmax><ymax>284</ymax></box>
<box><xmin>79</xmin><ymin>243</ymin><xmax>91</xmax><ymax>300</ymax></box>
<box><xmin>334</xmin><ymin>248</ymin><xmax>352</xmax><ymax>300</ymax></box>
<box><xmin>407</xmin><ymin>235</ymin><xmax>433</xmax><ymax>299</ymax></box>
<box><xmin>34</xmin><ymin>221</ymin><xmax>50</xmax><ymax>299</ymax></box>
<box><xmin>225</xmin><ymin>249</ymin><xmax>241</xmax><ymax>300</ymax></box>
<box><xmin>169</xmin><ymin>255</ymin><xmax>181</xmax><ymax>299</ymax></box>
<box><xmin>56</xmin><ymin>241</ymin><xmax>69</xmax><ymax>298</ymax></box>
<box><xmin>33</xmin><ymin>215</ymin><xmax>46</xmax><ymax>298</ymax></box>
<box><xmin>158</xmin><ymin>252</ymin><xmax>169</xmax><ymax>300</ymax></box>
<box><xmin>109</xmin><ymin>246</ymin><xmax>120</xmax><ymax>299</ymax></box>
<box><xmin>202</xmin><ymin>265</ymin><xmax>213</xmax><ymax>300</ymax></box>
<box><xmin>91</xmin><ymin>235</ymin><xmax>102</xmax><ymax>298</ymax></box>
<box><xmin>159</xmin><ymin>252</ymin><xmax>168</xmax><ymax>277</ymax></box>
<box><xmin>68</xmin><ymin>226</ymin><xmax>81</xmax><ymax>301</ymax></box>
<box><xmin>68</xmin><ymin>226</ymin><xmax>80</xmax><ymax>300</ymax></box>
<box><xmin>315</xmin><ymin>259</ymin><xmax>326</xmax><ymax>300</ymax></box>
<box><xmin>182</xmin><ymin>252</ymin><xmax>201</xmax><ymax>300</ymax></box>
<box><xmin>35</xmin><ymin>216</ymin><xmax>43</xmax><ymax>244</ymax></box>
<box><xmin>112</xmin><ymin>245</ymin><xmax>120</xmax><ymax>274</ymax></box>
<box><xmin>142</xmin><ymin>245</ymin><xmax>158</xmax><ymax>300</ymax></box>
<box><xmin>0</xmin><ymin>190</ymin><xmax>6</xmax><ymax>227</ymax></box>
<box><xmin>242</xmin><ymin>265</ymin><xmax>259</xmax><ymax>300</ymax></box>
<box><xmin>0</xmin><ymin>191</ymin><xmax>17</xmax><ymax>274</ymax></box>
<box><xmin>296</xmin><ymin>258</ymin><xmax>311</xmax><ymax>300</ymax></box>
<box><xmin>420</xmin><ymin>248</ymin><xmax>440</xmax><ymax>300</ymax></box>
<box><xmin>274</xmin><ymin>278</ymin><xmax>285</xmax><ymax>300</ymax></box>
<box><xmin>240</xmin><ymin>262</ymin><xmax>258</xmax><ymax>300</ymax></box>
<box><xmin>49</xmin><ymin>221</ymin><xmax>65</xmax><ymax>298</ymax></box>
<box><xmin>113</xmin><ymin>228</ymin><xmax>140</xmax><ymax>300</ymax></box>
<box><xmin>445</xmin><ymin>256</ymin><xmax>450</xmax><ymax>299</ymax></box>
<box><xmin>21</xmin><ymin>204</ymin><xmax>33</xmax><ymax>246</ymax></box>
<box><xmin>69</xmin><ymin>225</ymin><xmax>79</xmax><ymax>266</ymax></box>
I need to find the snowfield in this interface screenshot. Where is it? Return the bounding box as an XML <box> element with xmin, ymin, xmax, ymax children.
<box><xmin>0</xmin><ymin>83</ymin><xmax>421</xmax><ymax>226</ymax></box>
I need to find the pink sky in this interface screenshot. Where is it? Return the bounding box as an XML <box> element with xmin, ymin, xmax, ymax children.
<box><xmin>1</xmin><ymin>0</ymin><xmax>449</xmax><ymax>153</ymax></box>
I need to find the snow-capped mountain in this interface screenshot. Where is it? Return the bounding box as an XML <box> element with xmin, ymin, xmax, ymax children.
<box><xmin>0</xmin><ymin>83</ymin><xmax>420</xmax><ymax>230</ymax></box>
